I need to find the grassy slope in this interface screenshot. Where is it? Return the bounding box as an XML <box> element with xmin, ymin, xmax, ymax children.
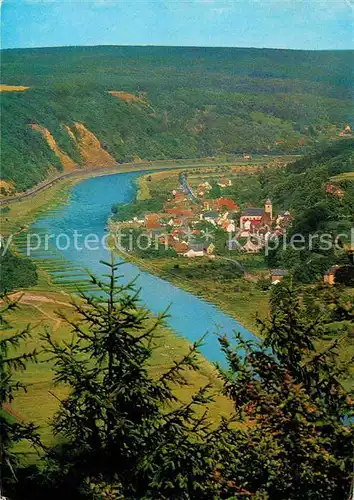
<box><xmin>8</xmin><ymin>293</ymin><xmax>233</xmax><ymax>462</ymax></box>
<box><xmin>1</xmin><ymin>168</ymin><xmax>236</xmax><ymax>460</ymax></box>
<box><xmin>1</xmin><ymin>46</ymin><xmax>353</xmax><ymax>190</ymax></box>
<box><xmin>114</xmin><ymin>251</ymin><xmax>269</xmax><ymax>334</ymax></box>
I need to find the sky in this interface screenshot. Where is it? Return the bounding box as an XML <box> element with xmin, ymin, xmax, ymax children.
<box><xmin>1</xmin><ymin>0</ymin><xmax>354</xmax><ymax>51</ymax></box>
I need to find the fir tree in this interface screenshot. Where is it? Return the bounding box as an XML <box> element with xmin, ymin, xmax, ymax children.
<box><xmin>0</xmin><ymin>294</ymin><xmax>40</xmax><ymax>497</ymax></box>
<box><xmin>218</xmin><ymin>281</ymin><xmax>354</xmax><ymax>500</ymax></box>
<box><xmin>36</xmin><ymin>258</ymin><xmax>240</xmax><ymax>499</ymax></box>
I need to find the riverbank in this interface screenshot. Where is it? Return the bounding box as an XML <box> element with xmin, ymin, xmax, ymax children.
<box><xmin>6</xmin><ymin>170</ymin><xmax>259</xmax><ymax>363</ymax></box>
<box><xmin>0</xmin><ymin>154</ymin><xmax>281</xmax><ymax>206</ymax></box>
<box><xmin>0</xmin><ymin>156</ymin><xmax>271</xmax><ymax>292</ymax></box>
<box><xmin>2</xmin><ymin>169</ymin><xmax>241</xmax><ymax>456</ymax></box>
<box><xmin>108</xmin><ymin>167</ymin><xmax>271</xmax><ymax>334</ymax></box>
<box><xmin>7</xmin><ymin>289</ymin><xmax>234</xmax><ymax>460</ymax></box>
<box><xmin>110</xmin><ymin>241</ymin><xmax>268</xmax><ymax>335</ymax></box>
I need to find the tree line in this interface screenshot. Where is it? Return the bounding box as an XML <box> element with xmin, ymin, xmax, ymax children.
<box><xmin>1</xmin><ymin>257</ymin><xmax>353</xmax><ymax>499</ymax></box>
<box><xmin>2</xmin><ymin>46</ymin><xmax>353</xmax><ymax>191</ymax></box>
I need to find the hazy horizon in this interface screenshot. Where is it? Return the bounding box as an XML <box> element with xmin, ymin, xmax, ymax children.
<box><xmin>2</xmin><ymin>0</ymin><xmax>353</xmax><ymax>51</ymax></box>
<box><xmin>2</xmin><ymin>43</ymin><xmax>354</xmax><ymax>53</ymax></box>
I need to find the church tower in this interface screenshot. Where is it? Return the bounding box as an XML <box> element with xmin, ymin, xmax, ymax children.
<box><xmin>264</xmin><ymin>198</ymin><xmax>273</xmax><ymax>221</ymax></box>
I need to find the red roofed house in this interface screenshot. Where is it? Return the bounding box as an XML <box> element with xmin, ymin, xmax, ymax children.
<box><xmin>159</xmin><ymin>235</ymin><xmax>176</xmax><ymax>247</ymax></box>
<box><xmin>171</xmin><ymin>228</ymin><xmax>185</xmax><ymax>237</ymax></box>
<box><xmin>174</xmin><ymin>192</ymin><xmax>186</xmax><ymax>202</ymax></box>
<box><xmin>271</xmin><ymin>269</ymin><xmax>288</xmax><ymax>284</ymax></box>
<box><xmin>145</xmin><ymin>213</ymin><xmax>159</xmax><ymax>221</ymax></box>
<box><xmin>204</xmin><ymin>198</ymin><xmax>239</xmax><ymax>212</ymax></box>
<box><xmin>146</xmin><ymin>220</ymin><xmax>162</xmax><ymax>231</ymax></box>
<box><xmin>145</xmin><ymin>214</ymin><xmax>162</xmax><ymax>231</ymax></box>
<box><xmin>215</xmin><ymin>198</ymin><xmax>239</xmax><ymax>212</ymax></box>
<box><xmin>339</xmin><ymin>124</ymin><xmax>352</xmax><ymax>137</ymax></box>
<box><xmin>166</xmin><ymin>208</ymin><xmax>194</xmax><ymax>218</ymax></box>
<box><xmin>325</xmin><ymin>183</ymin><xmax>344</xmax><ymax>198</ymax></box>
<box><xmin>174</xmin><ymin>241</ymin><xmax>189</xmax><ymax>254</ymax></box>
<box><xmin>240</xmin><ymin>199</ymin><xmax>272</xmax><ymax>231</ymax></box>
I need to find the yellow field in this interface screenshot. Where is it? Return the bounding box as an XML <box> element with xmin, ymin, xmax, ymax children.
<box><xmin>331</xmin><ymin>172</ymin><xmax>354</xmax><ymax>181</ymax></box>
<box><xmin>0</xmin><ymin>84</ymin><xmax>30</xmax><ymax>92</ymax></box>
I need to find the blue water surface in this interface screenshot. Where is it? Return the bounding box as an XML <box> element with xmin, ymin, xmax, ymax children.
<box><xmin>33</xmin><ymin>172</ymin><xmax>258</xmax><ymax>364</ymax></box>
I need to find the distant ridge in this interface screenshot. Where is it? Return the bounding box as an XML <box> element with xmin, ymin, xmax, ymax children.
<box><xmin>1</xmin><ymin>45</ymin><xmax>353</xmax><ymax>191</ymax></box>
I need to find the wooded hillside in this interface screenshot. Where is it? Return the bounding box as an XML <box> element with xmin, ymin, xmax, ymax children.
<box><xmin>1</xmin><ymin>46</ymin><xmax>353</xmax><ymax>191</ymax></box>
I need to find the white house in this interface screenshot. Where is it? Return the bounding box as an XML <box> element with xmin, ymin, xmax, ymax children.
<box><xmin>183</xmin><ymin>249</ymin><xmax>204</xmax><ymax>258</ymax></box>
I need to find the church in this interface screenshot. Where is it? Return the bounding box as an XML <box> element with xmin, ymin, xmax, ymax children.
<box><xmin>239</xmin><ymin>199</ymin><xmax>273</xmax><ymax>232</ymax></box>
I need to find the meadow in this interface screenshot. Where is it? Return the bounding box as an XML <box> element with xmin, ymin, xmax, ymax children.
<box><xmin>5</xmin><ymin>288</ymin><xmax>234</xmax><ymax>465</ymax></box>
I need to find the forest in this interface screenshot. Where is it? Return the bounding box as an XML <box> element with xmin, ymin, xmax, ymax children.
<box><xmin>177</xmin><ymin>139</ymin><xmax>354</xmax><ymax>284</ymax></box>
<box><xmin>0</xmin><ymin>248</ymin><xmax>38</xmax><ymax>292</ymax></box>
<box><xmin>248</xmin><ymin>139</ymin><xmax>354</xmax><ymax>283</ymax></box>
<box><xmin>1</xmin><ymin>260</ymin><xmax>353</xmax><ymax>500</ymax></box>
<box><xmin>1</xmin><ymin>44</ymin><xmax>354</xmax><ymax>496</ymax></box>
<box><xmin>1</xmin><ymin>46</ymin><xmax>353</xmax><ymax>191</ymax></box>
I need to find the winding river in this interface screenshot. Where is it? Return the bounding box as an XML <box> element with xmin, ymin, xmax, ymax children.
<box><xmin>32</xmin><ymin>171</ymin><xmax>257</xmax><ymax>364</ymax></box>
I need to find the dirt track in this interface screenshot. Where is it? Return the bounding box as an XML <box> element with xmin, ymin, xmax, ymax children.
<box><xmin>8</xmin><ymin>292</ymin><xmax>73</xmax><ymax>307</ymax></box>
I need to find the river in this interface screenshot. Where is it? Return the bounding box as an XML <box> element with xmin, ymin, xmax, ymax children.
<box><xmin>32</xmin><ymin>171</ymin><xmax>258</xmax><ymax>364</ymax></box>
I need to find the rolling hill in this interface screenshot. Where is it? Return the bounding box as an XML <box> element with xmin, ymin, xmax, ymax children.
<box><xmin>1</xmin><ymin>45</ymin><xmax>353</xmax><ymax>192</ymax></box>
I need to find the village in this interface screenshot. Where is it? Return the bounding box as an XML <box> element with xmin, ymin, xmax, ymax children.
<box><xmin>110</xmin><ymin>172</ymin><xmax>294</xmax><ymax>279</ymax></box>
<box><xmin>109</xmin><ymin>163</ymin><xmax>354</xmax><ymax>288</ymax></box>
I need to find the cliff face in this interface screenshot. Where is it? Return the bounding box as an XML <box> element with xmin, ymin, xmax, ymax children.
<box><xmin>68</xmin><ymin>122</ymin><xmax>117</xmax><ymax>169</ymax></box>
<box><xmin>31</xmin><ymin>124</ymin><xmax>78</xmax><ymax>172</ymax></box>
<box><xmin>31</xmin><ymin>122</ymin><xmax>117</xmax><ymax>174</ymax></box>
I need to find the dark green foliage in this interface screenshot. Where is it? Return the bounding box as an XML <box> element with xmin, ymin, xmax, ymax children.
<box><xmin>251</xmin><ymin>139</ymin><xmax>354</xmax><ymax>282</ymax></box>
<box><xmin>218</xmin><ymin>282</ymin><xmax>354</xmax><ymax>499</ymax></box>
<box><xmin>112</xmin><ymin>197</ymin><xmax>165</xmax><ymax>222</ymax></box>
<box><xmin>134</xmin><ymin>243</ymin><xmax>178</xmax><ymax>260</ymax></box>
<box><xmin>167</xmin><ymin>259</ymin><xmax>244</xmax><ymax>282</ymax></box>
<box><xmin>1</xmin><ymin>46</ymin><xmax>353</xmax><ymax>190</ymax></box>
<box><xmin>0</xmin><ymin>296</ymin><xmax>40</xmax><ymax>494</ymax></box>
<box><xmin>0</xmin><ymin>248</ymin><xmax>38</xmax><ymax>292</ymax></box>
<box><xmin>225</xmin><ymin>138</ymin><xmax>354</xmax><ymax>217</ymax></box>
<box><xmin>208</xmin><ymin>182</ymin><xmax>222</xmax><ymax>199</ymax></box>
<box><xmin>23</xmin><ymin>258</ymin><xmax>238</xmax><ymax>499</ymax></box>
<box><xmin>5</xmin><ymin>258</ymin><xmax>354</xmax><ymax>499</ymax></box>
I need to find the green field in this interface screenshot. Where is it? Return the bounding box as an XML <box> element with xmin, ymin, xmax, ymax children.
<box><xmin>1</xmin><ymin>163</ymin><xmax>241</xmax><ymax>461</ymax></box>
<box><xmin>6</xmin><ymin>291</ymin><xmax>234</xmax><ymax>464</ymax></box>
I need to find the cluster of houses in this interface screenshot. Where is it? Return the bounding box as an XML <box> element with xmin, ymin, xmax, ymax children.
<box><xmin>114</xmin><ymin>175</ymin><xmax>294</xmax><ymax>259</ymax></box>
<box><xmin>339</xmin><ymin>124</ymin><xmax>352</xmax><ymax>137</ymax></box>
<box><xmin>111</xmin><ymin>172</ymin><xmax>354</xmax><ymax>288</ymax></box>
<box><xmin>233</xmin><ymin>200</ymin><xmax>293</xmax><ymax>252</ymax></box>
